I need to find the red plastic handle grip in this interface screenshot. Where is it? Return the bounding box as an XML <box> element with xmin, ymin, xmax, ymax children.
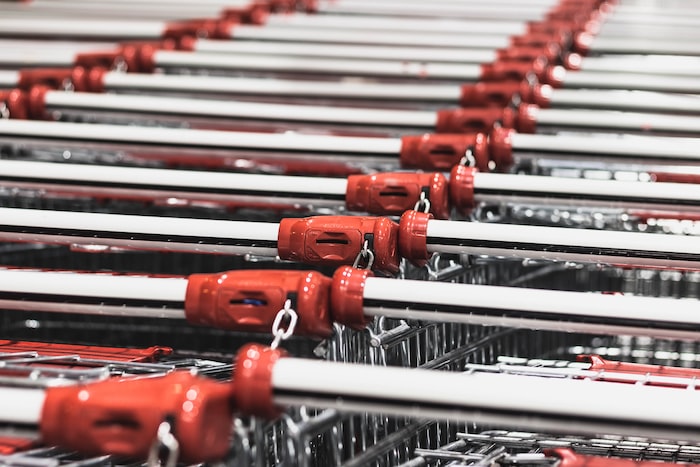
<box><xmin>400</xmin><ymin>133</ymin><xmax>490</xmax><ymax>172</ymax></box>
<box><xmin>460</xmin><ymin>81</ymin><xmax>551</xmax><ymax>108</ymax></box>
<box><xmin>185</xmin><ymin>269</ymin><xmax>333</xmax><ymax>338</ymax></box>
<box><xmin>346</xmin><ymin>172</ymin><xmax>450</xmax><ymax>219</ymax></box>
<box><xmin>0</xmin><ymin>340</ymin><xmax>171</xmax><ymax>363</ymax></box>
<box><xmin>436</xmin><ymin>105</ymin><xmax>538</xmax><ymax>134</ymax></box>
<box><xmin>16</xmin><ymin>69</ymin><xmax>83</xmax><ymax>91</ymax></box>
<box><xmin>546</xmin><ymin>448</ymin><xmax>700</xmax><ymax>467</ymax></box>
<box><xmin>277</xmin><ymin>216</ymin><xmax>400</xmax><ymax>274</ymax></box>
<box><xmin>41</xmin><ymin>372</ymin><xmax>233</xmax><ymax>463</ymax></box>
<box><xmin>579</xmin><ymin>354</ymin><xmax>700</xmax><ymax>386</ymax></box>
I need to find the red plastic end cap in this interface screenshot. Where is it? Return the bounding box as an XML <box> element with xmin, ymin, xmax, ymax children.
<box><xmin>573</xmin><ymin>31</ymin><xmax>594</xmax><ymax>56</ymax></box>
<box><xmin>400</xmin><ymin>133</ymin><xmax>490</xmax><ymax>172</ymax></box>
<box><xmin>449</xmin><ymin>165</ymin><xmax>477</xmax><ymax>215</ymax></box>
<box><xmin>123</xmin><ymin>43</ymin><xmax>159</xmax><ymax>73</ymax></box>
<box><xmin>26</xmin><ymin>86</ymin><xmax>50</xmax><ymax>120</ymax></box>
<box><xmin>544</xmin><ymin>65</ymin><xmax>566</xmax><ymax>88</ymax></box>
<box><xmin>346</xmin><ymin>172</ymin><xmax>450</xmax><ymax>220</ymax></box>
<box><xmin>489</xmin><ymin>127</ymin><xmax>515</xmax><ymax>172</ymax></box>
<box><xmin>330</xmin><ymin>266</ymin><xmax>373</xmax><ymax>330</ymax></box>
<box><xmin>0</xmin><ymin>90</ymin><xmax>28</xmax><ymax>120</ymax></box>
<box><xmin>185</xmin><ymin>270</ymin><xmax>333</xmax><ymax>338</ymax></box>
<box><xmin>232</xmin><ymin>343</ymin><xmax>286</xmax><ymax>419</ymax></box>
<box><xmin>435</xmin><ymin>107</ymin><xmax>506</xmax><ymax>134</ymax></box>
<box><xmin>504</xmin><ymin>104</ymin><xmax>539</xmax><ymax>133</ymax></box>
<box><xmin>277</xmin><ymin>216</ymin><xmax>400</xmax><ymax>274</ymax></box>
<box><xmin>77</xmin><ymin>67</ymin><xmax>107</xmax><ymax>93</ymax></box>
<box><xmin>41</xmin><ymin>372</ymin><xmax>233</xmax><ymax>463</ymax></box>
<box><xmin>526</xmin><ymin>82</ymin><xmax>552</xmax><ymax>108</ymax></box>
<box><xmin>398</xmin><ymin>211</ymin><xmax>432</xmax><ymax>267</ymax></box>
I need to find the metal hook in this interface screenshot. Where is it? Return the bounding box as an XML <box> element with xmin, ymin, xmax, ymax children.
<box><xmin>460</xmin><ymin>145</ymin><xmax>477</xmax><ymax>168</ymax></box>
<box><xmin>270</xmin><ymin>299</ymin><xmax>298</xmax><ymax>349</ymax></box>
<box><xmin>147</xmin><ymin>420</ymin><xmax>180</xmax><ymax>467</ymax></box>
<box><xmin>413</xmin><ymin>190</ymin><xmax>431</xmax><ymax>214</ymax></box>
<box><xmin>352</xmin><ymin>239</ymin><xmax>375</xmax><ymax>270</ymax></box>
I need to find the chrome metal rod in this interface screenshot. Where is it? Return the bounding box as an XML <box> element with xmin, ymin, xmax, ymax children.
<box><xmin>425</xmin><ymin>219</ymin><xmax>700</xmax><ymax>269</ymax></box>
<box><xmin>0</xmin><ymin>268</ymin><xmax>187</xmax><ymax>319</ymax></box>
<box><xmin>0</xmin><ymin>207</ymin><xmax>280</xmax><ymax>256</ymax></box>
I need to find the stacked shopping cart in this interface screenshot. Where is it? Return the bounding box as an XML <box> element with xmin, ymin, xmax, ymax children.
<box><xmin>1</xmin><ymin>0</ymin><xmax>700</xmax><ymax>465</ymax></box>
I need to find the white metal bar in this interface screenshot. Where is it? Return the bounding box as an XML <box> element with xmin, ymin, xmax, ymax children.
<box><xmin>101</xmin><ymin>72</ymin><xmax>462</xmax><ymax>103</ymax></box>
<box><xmin>43</xmin><ymin>91</ymin><xmax>439</xmax><ymax>129</ymax></box>
<box><xmin>471</xmin><ymin>172</ymin><xmax>700</xmax><ymax>212</ymax></box>
<box><xmin>269</xmin><ymin>357</ymin><xmax>700</xmax><ymax>441</ymax></box>
<box><xmin>548</xmin><ymin>90</ymin><xmax>700</xmax><ymax>114</ymax></box>
<box><xmin>425</xmin><ymin>220</ymin><xmax>700</xmax><ymax>269</ymax></box>
<box><xmin>323</xmin><ymin>0</ymin><xmax>558</xmax><ymax>5</ymax></box>
<box><xmin>607</xmin><ymin>9</ymin><xmax>700</xmax><ymax>24</ymax></box>
<box><xmin>0</xmin><ymin>269</ymin><xmax>187</xmax><ymax>319</ymax></box>
<box><xmin>5</xmin><ymin>1</ymin><xmax>229</xmax><ymax>19</ymax></box>
<box><xmin>0</xmin><ymin>70</ymin><xmax>19</xmax><ymax>88</ymax></box>
<box><xmin>510</xmin><ymin>132</ymin><xmax>700</xmax><ymax>163</ymax></box>
<box><xmin>0</xmin><ymin>49</ymin><xmax>77</xmax><ymax>67</ymax></box>
<box><xmin>596</xmin><ymin>23</ymin><xmax>700</xmax><ymax>40</ymax></box>
<box><xmin>362</xmin><ymin>277</ymin><xmax>700</xmax><ymax>341</ymax></box>
<box><xmin>577</xmin><ymin>56</ymin><xmax>700</xmax><ymax>78</ymax></box>
<box><xmin>192</xmin><ymin>39</ymin><xmax>498</xmax><ymax>64</ymax></box>
<box><xmin>0</xmin><ymin>120</ymin><xmax>404</xmax><ymax>156</ymax></box>
<box><xmin>0</xmin><ymin>159</ymin><xmax>349</xmax><ymax>206</ymax></box>
<box><xmin>229</xmin><ymin>25</ymin><xmax>512</xmax><ymax>49</ymax></box>
<box><xmin>0</xmin><ymin>387</ymin><xmax>44</xmax><ymax>425</ymax></box>
<box><xmin>316</xmin><ymin>2</ymin><xmax>550</xmax><ymax>21</ymax></box>
<box><xmin>46</xmin><ymin>0</ymin><xmax>243</xmax><ymax>5</ymax></box>
<box><xmin>0</xmin><ymin>18</ymin><xmax>165</xmax><ymax>40</ymax></box>
<box><xmin>533</xmin><ymin>108</ymin><xmax>700</xmax><ymax>135</ymax></box>
<box><xmin>0</xmin><ymin>207</ymin><xmax>280</xmax><ymax>256</ymax></box>
<box><xmin>154</xmin><ymin>51</ymin><xmax>480</xmax><ymax>81</ymax></box>
<box><xmin>264</xmin><ymin>14</ymin><xmax>528</xmax><ymax>36</ymax></box>
<box><xmin>586</xmin><ymin>37</ymin><xmax>700</xmax><ymax>56</ymax></box>
<box><xmin>561</xmin><ymin>71</ymin><xmax>700</xmax><ymax>93</ymax></box>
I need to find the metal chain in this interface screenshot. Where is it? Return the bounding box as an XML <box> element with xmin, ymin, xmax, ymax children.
<box><xmin>147</xmin><ymin>420</ymin><xmax>180</xmax><ymax>467</ymax></box>
<box><xmin>352</xmin><ymin>239</ymin><xmax>375</xmax><ymax>270</ymax></box>
<box><xmin>460</xmin><ymin>146</ymin><xmax>476</xmax><ymax>168</ymax></box>
<box><xmin>413</xmin><ymin>190</ymin><xmax>431</xmax><ymax>214</ymax></box>
<box><xmin>270</xmin><ymin>299</ymin><xmax>298</xmax><ymax>349</ymax></box>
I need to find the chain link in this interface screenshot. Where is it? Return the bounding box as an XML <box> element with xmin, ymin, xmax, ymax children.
<box><xmin>460</xmin><ymin>146</ymin><xmax>476</xmax><ymax>168</ymax></box>
<box><xmin>413</xmin><ymin>190</ymin><xmax>431</xmax><ymax>214</ymax></box>
<box><xmin>352</xmin><ymin>239</ymin><xmax>375</xmax><ymax>270</ymax></box>
<box><xmin>147</xmin><ymin>420</ymin><xmax>180</xmax><ymax>467</ymax></box>
<box><xmin>270</xmin><ymin>299</ymin><xmax>298</xmax><ymax>349</ymax></box>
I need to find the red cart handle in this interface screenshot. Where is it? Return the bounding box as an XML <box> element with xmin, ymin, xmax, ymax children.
<box><xmin>185</xmin><ymin>270</ymin><xmax>333</xmax><ymax>337</ymax></box>
<box><xmin>278</xmin><ymin>216</ymin><xmax>401</xmax><ymax>274</ymax></box>
<box><xmin>578</xmin><ymin>354</ymin><xmax>700</xmax><ymax>386</ymax></box>
<box><xmin>41</xmin><ymin>371</ymin><xmax>233</xmax><ymax>463</ymax></box>
<box><xmin>546</xmin><ymin>448</ymin><xmax>700</xmax><ymax>467</ymax></box>
<box><xmin>346</xmin><ymin>172</ymin><xmax>450</xmax><ymax>220</ymax></box>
